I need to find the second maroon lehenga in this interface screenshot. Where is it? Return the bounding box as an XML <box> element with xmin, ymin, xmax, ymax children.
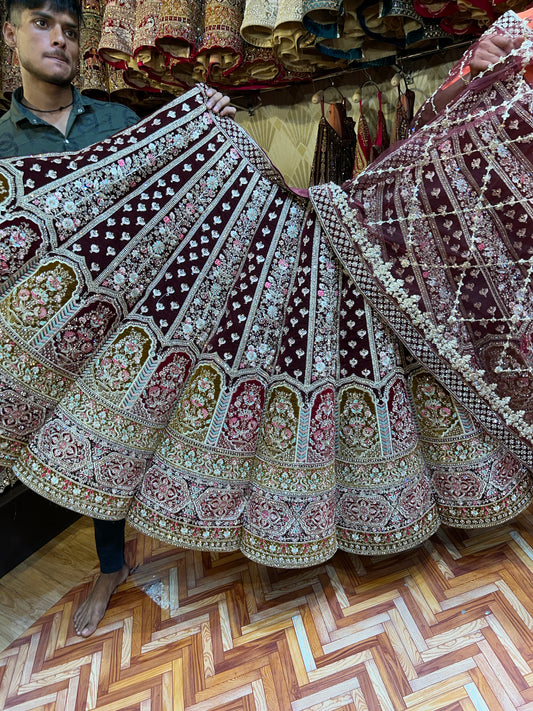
<box><xmin>0</xmin><ymin>12</ymin><xmax>532</xmax><ymax>568</ymax></box>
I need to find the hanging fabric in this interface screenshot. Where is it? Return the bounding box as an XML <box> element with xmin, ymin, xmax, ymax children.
<box><xmin>390</xmin><ymin>74</ymin><xmax>415</xmax><ymax>143</ymax></box>
<box><xmin>370</xmin><ymin>89</ymin><xmax>390</xmax><ymax>160</ymax></box>
<box><xmin>352</xmin><ymin>91</ymin><xmax>372</xmax><ymax>177</ymax></box>
<box><xmin>309</xmin><ymin>95</ymin><xmax>356</xmax><ymax>186</ymax></box>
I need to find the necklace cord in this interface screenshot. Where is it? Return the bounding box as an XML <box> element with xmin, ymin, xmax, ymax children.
<box><xmin>21</xmin><ymin>96</ymin><xmax>74</xmax><ymax>113</ymax></box>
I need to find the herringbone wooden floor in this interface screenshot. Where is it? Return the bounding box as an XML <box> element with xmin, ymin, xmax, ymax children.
<box><xmin>3</xmin><ymin>508</ymin><xmax>533</xmax><ymax>710</ymax></box>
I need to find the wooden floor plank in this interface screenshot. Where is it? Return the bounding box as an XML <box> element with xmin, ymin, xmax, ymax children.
<box><xmin>3</xmin><ymin>509</ymin><xmax>533</xmax><ymax>709</ymax></box>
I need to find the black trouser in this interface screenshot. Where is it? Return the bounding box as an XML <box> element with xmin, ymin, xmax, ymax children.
<box><xmin>93</xmin><ymin>518</ymin><xmax>126</xmax><ymax>574</ymax></box>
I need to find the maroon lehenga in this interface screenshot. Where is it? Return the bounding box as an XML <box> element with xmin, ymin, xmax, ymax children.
<box><xmin>311</xmin><ymin>10</ymin><xmax>533</xmax><ymax>465</ymax></box>
<box><xmin>0</xmin><ymin>11</ymin><xmax>532</xmax><ymax>567</ymax></box>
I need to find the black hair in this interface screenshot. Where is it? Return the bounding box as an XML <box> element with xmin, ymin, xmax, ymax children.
<box><xmin>6</xmin><ymin>0</ymin><xmax>83</xmax><ymax>24</ymax></box>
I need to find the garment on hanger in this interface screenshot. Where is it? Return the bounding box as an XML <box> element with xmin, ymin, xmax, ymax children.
<box><xmin>351</xmin><ymin>80</ymin><xmax>387</xmax><ymax>176</ymax></box>
<box><xmin>154</xmin><ymin>0</ymin><xmax>201</xmax><ymax>58</ymax></box>
<box><xmin>352</xmin><ymin>96</ymin><xmax>372</xmax><ymax>177</ymax></box>
<box><xmin>1</xmin><ymin>11</ymin><xmax>533</xmax><ymax>567</ymax></box>
<box><xmin>370</xmin><ymin>90</ymin><xmax>390</xmax><ymax>160</ymax></box>
<box><xmin>425</xmin><ymin>0</ymin><xmax>532</xmax><ymax>32</ymax></box>
<box><xmin>304</xmin><ymin>0</ymin><xmax>423</xmax><ymax>53</ymax></box>
<box><xmin>413</xmin><ymin>0</ymin><xmax>462</xmax><ymax>18</ymax></box>
<box><xmin>455</xmin><ymin>0</ymin><xmax>495</xmax><ymax>26</ymax></box>
<box><xmin>406</xmin><ymin>17</ymin><xmax>450</xmax><ymax>45</ymax></box>
<box><xmin>134</xmin><ymin>0</ymin><xmax>165</xmax><ymax>72</ymax></box>
<box><xmin>440</xmin><ymin>12</ymin><xmax>482</xmax><ymax>35</ymax></box>
<box><xmin>304</xmin><ymin>0</ymin><xmax>366</xmax><ymax>61</ymax></box>
<box><xmin>357</xmin><ymin>0</ymin><xmax>419</xmax><ymax>47</ymax></box>
<box><xmin>0</xmin><ymin>40</ymin><xmax>20</xmax><ymax>96</ymax></box>
<box><xmin>100</xmin><ymin>0</ymin><xmax>246</xmax><ymax>91</ymax></box>
<box><xmin>273</xmin><ymin>0</ymin><xmax>316</xmax><ymax>72</ymax></box>
<box><xmin>390</xmin><ymin>79</ymin><xmax>415</xmax><ymax>143</ymax></box>
<box><xmin>309</xmin><ymin>97</ymin><xmax>356</xmax><ymax>186</ymax></box>
<box><xmin>106</xmin><ymin>64</ymin><xmax>154</xmax><ymax>108</ymax></box>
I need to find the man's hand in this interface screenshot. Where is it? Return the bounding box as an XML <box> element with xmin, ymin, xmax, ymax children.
<box><xmin>206</xmin><ymin>88</ymin><xmax>236</xmax><ymax>119</ymax></box>
<box><xmin>470</xmin><ymin>33</ymin><xmax>523</xmax><ymax>78</ymax></box>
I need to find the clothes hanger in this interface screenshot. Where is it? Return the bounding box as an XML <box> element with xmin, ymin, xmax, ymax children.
<box><xmin>322</xmin><ymin>80</ymin><xmax>344</xmax><ymax>104</ymax></box>
<box><xmin>361</xmin><ymin>69</ymin><xmax>380</xmax><ymax>93</ymax></box>
<box><xmin>391</xmin><ymin>71</ymin><xmax>406</xmax><ymax>91</ymax></box>
<box><xmin>352</xmin><ymin>76</ymin><xmax>379</xmax><ymax>104</ymax></box>
<box><xmin>391</xmin><ymin>65</ymin><xmax>428</xmax><ymax>101</ymax></box>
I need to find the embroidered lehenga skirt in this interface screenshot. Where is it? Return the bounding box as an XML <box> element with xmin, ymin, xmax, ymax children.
<box><xmin>1</xmin><ymin>12</ymin><xmax>532</xmax><ymax>567</ymax></box>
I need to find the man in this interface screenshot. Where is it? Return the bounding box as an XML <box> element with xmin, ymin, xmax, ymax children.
<box><xmin>1</xmin><ymin>0</ymin><xmax>236</xmax><ymax>638</ymax></box>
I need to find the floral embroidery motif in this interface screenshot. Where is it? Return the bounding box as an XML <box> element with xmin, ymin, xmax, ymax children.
<box><xmin>133</xmin><ymin>352</ymin><xmax>192</xmax><ymax>423</ymax></box>
<box><xmin>92</xmin><ymin>326</ymin><xmax>152</xmax><ymax>401</ymax></box>
<box><xmin>338</xmin><ymin>386</ymin><xmax>380</xmax><ymax>459</ymax></box>
<box><xmin>260</xmin><ymin>386</ymin><xmax>299</xmax><ymax>461</ymax></box>
<box><xmin>141</xmin><ymin>465</ymin><xmax>191</xmax><ymax>514</ymax></box>
<box><xmin>339</xmin><ymin>493</ymin><xmax>393</xmax><ymax>527</ymax></box>
<box><xmin>35</xmin><ymin>418</ymin><xmax>91</xmax><ymax>473</ymax></box>
<box><xmin>95</xmin><ymin>452</ymin><xmax>146</xmax><ymax>495</ymax></box>
<box><xmin>433</xmin><ymin>468</ymin><xmax>486</xmax><ymax>500</ymax></box>
<box><xmin>41</xmin><ymin>300</ymin><xmax>119</xmax><ymax>373</ymax></box>
<box><xmin>308</xmin><ymin>389</ymin><xmax>335</xmax><ymax>462</ymax></box>
<box><xmin>0</xmin><ymin>219</ymin><xmax>44</xmax><ymax>284</ymax></box>
<box><xmin>218</xmin><ymin>380</ymin><xmax>265</xmax><ymax>452</ymax></box>
<box><xmin>171</xmin><ymin>363</ymin><xmax>221</xmax><ymax>440</ymax></box>
<box><xmin>247</xmin><ymin>493</ymin><xmax>292</xmax><ymax>536</ymax></box>
<box><xmin>195</xmin><ymin>487</ymin><xmax>245</xmax><ymax>521</ymax></box>
<box><xmin>411</xmin><ymin>373</ymin><xmax>463</xmax><ymax>438</ymax></box>
<box><xmin>300</xmin><ymin>499</ymin><xmax>336</xmax><ymax>536</ymax></box>
<box><xmin>388</xmin><ymin>379</ymin><xmax>417</xmax><ymax>450</ymax></box>
<box><xmin>1</xmin><ymin>262</ymin><xmax>77</xmax><ymax>337</ymax></box>
<box><xmin>0</xmin><ymin>387</ymin><xmax>47</xmax><ymax>436</ymax></box>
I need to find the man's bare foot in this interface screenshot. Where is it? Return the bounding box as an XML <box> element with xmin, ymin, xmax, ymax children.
<box><xmin>73</xmin><ymin>563</ymin><xmax>130</xmax><ymax>637</ymax></box>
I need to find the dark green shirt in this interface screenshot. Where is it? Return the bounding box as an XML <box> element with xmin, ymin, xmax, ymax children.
<box><xmin>0</xmin><ymin>86</ymin><xmax>139</xmax><ymax>158</ymax></box>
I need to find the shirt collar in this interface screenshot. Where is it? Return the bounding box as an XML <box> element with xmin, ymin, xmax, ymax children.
<box><xmin>9</xmin><ymin>86</ymin><xmax>93</xmax><ymax>126</ymax></box>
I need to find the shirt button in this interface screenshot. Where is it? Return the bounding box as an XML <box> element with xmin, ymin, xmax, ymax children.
<box><xmin>64</xmin><ymin>139</ymin><xmax>70</xmax><ymax>145</ymax></box>
<box><xmin>77</xmin><ymin>109</ymin><xmax>83</xmax><ymax>114</ymax></box>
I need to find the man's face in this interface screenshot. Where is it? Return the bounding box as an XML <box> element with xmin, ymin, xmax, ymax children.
<box><xmin>3</xmin><ymin>3</ymin><xmax>80</xmax><ymax>87</ymax></box>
